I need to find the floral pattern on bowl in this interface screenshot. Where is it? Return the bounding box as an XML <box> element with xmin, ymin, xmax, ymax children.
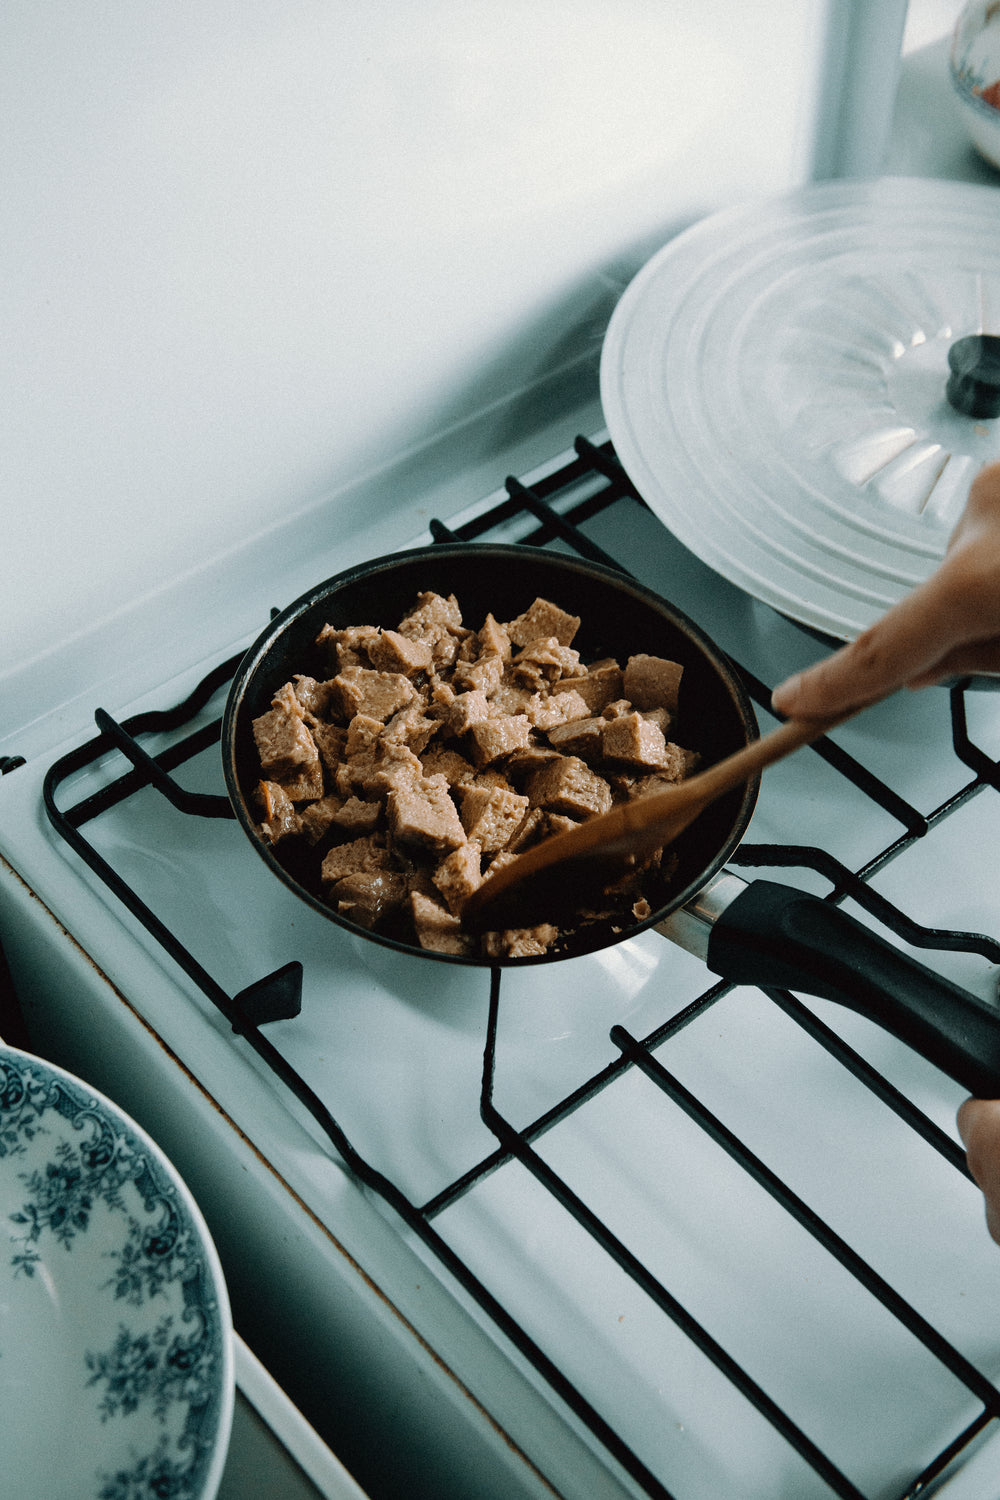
<box><xmin>950</xmin><ymin>0</ymin><xmax>1000</xmax><ymax>170</ymax></box>
<box><xmin>0</xmin><ymin>1047</ymin><xmax>233</xmax><ymax>1499</ymax></box>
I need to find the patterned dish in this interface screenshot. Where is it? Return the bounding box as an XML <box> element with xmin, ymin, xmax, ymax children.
<box><xmin>0</xmin><ymin>1046</ymin><xmax>233</xmax><ymax>1499</ymax></box>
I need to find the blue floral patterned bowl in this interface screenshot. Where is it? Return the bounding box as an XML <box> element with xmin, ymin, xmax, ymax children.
<box><xmin>0</xmin><ymin>1047</ymin><xmax>233</xmax><ymax>1499</ymax></box>
<box><xmin>950</xmin><ymin>0</ymin><xmax>1000</xmax><ymax>171</ymax></box>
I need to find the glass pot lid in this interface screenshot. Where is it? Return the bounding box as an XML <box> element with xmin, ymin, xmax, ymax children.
<box><xmin>600</xmin><ymin>177</ymin><xmax>1000</xmax><ymax>641</ymax></box>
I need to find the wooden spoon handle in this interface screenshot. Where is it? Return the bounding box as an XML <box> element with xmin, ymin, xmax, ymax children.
<box><xmin>681</xmin><ymin>713</ymin><xmax>845</xmax><ymax>804</ymax></box>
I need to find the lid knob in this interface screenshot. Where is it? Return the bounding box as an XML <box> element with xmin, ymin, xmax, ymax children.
<box><xmin>946</xmin><ymin>334</ymin><xmax>1000</xmax><ymax>419</ymax></box>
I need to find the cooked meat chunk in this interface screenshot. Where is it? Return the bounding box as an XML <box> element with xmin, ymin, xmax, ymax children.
<box><xmin>476</xmin><ymin>614</ymin><xmax>511</xmax><ymax>660</ymax></box>
<box><xmin>311</xmin><ymin>720</ymin><xmax>348</xmax><ymax>773</ymax></box>
<box><xmin>386</xmin><ymin>772</ymin><xmax>467</xmax><ymax>854</ymax></box>
<box><xmin>399</xmin><ymin>590</ymin><xmax>463</xmax><ymax>637</ymax></box>
<box><xmin>432</xmin><ymin>841</ymin><xmax>483</xmax><ymax>915</ymax></box>
<box><xmin>510</xmin><ymin>637</ymin><xmax>582</xmax><ymax>687</ymax></box>
<box><xmin>292</xmin><ymin>675</ymin><xmax>335</xmax><ymax>719</ymax></box>
<box><xmin>623</xmin><ymin>654</ymin><xmax>684</xmax><ymax>713</ymax></box>
<box><xmin>601</xmin><ymin>712</ymin><xmax>671</xmax><ymax>771</ymax></box>
<box><xmin>333</xmin><ymin>666</ymin><xmax>417</xmax><ymax>723</ymax></box>
<box><xmin>368</xmin><ymin>628</ymin><xmax>434</xmax><ymax>676</ymax></box>
<box><xmin>332</xmin><ymin>795</ymin><xmax>382</xmax><ymax>834</ymax></box>
<box><xmin>483</xmin><ymin>924</ymin><xmax>560</xmax><ymax>959</ymax></box>
<box><xmin>526</xmin><ymin>755</ymin><xmax>613</xmax><ymax>819</ymax></box>
<box><xmin>506</xmin><ymin>598</ymin><xmax>580</xmax><ymax>648</ymax></box>
<box><xmin>320</xmin><ymin>835</ymin><xmax>394</xmax><ymax>884</ymax></box>
<box><xmin>381</xmin><ymin>703</ymin><xmax>440</xmax><ymax>754</ymax></box>
<box><xmin>255</xmin><ymin>780</ymin><xmax>301</xmax><ymax>844</ymax></box>
<box><xmin>315</xmin><ymin>623</ymin><xmax>381</xmax><ymax>671</ymax></box>
<box><xmin>545</xmin><ymin>714</ymin><xmax>605</xmax><ymax>760</ymax></box>
<box><xmin>466</xmin><ymin>713</ymin><xmax>533</xmax><ymax>768</ymax></box>
<box><xmin>490</xmin><ymin>678</ymin><xmax>536</xmax><ymax>716</ymax></box>
<box><xmin>554</xmin><ymin>659</ymin><xmax>623</xmax><ymax>713</ymax></box>
<box><xmin>253</xmin><ymin>683</ymin><xmax>319</xmax><ymax>781</ymax></box>
<box><xmin>420</xmin><ymin>746</ymin><xmax>477</xmax><ymax>786</ymax></box>
<box><xmin>331</xmin><ymin>871</ymin><xmax>409</xmax><ymax>929</ymax></box>
<box><xmin>527</xmin><ymin>688</ymin><xmax>590</xmax><ymax>732</ymax></box>
<box><xmin>447</xmin><ymin>689</ymin><xmax>491</xmax><ymax>735</ymax></box>
<box><xmin>410</xmin><ymin>889</ymin><xmax>475</xmax><ymax>955</ymax></box>
<box><xmin>456</xmin><ymin>783</ymin><xmax>530</xmax><ymax>852</ymax></box>
<box><xmin>453</xmin><ymin>652</ymin><xmax>505</xmax><ymax>697</ymax></box>
<box><xmin>298</xmin><ymin>793</ymin><xmax>346</xmax><ymax>844</ymax></box>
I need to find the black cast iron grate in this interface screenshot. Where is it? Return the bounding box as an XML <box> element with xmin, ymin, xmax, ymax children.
<box><xmin>42</xmin><ymin>435</ymin><xmax>1000</xmax><ymax>1500</ymax></box>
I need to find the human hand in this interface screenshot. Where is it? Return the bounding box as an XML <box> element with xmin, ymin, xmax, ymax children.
<box><xmin>957</xmin><ymin>1097</ymin><xmax>1000</xmax><ymax>1244</ymax></box>
<box><xmin>771</xmin><ymin>462</ymin><xmax>1000</xmax><ymax>719</ymax></box>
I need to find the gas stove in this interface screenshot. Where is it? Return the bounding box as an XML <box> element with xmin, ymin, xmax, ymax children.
<box><xmin>6</xmin><ymin>430</ymin><xmax>1000</xmax><ymax>1499</ymax></box>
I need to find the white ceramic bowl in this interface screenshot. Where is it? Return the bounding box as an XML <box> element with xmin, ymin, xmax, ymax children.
<box><xmin>0</xmin><ymin>1046</ymin><xmax>234</xmax><ymax>1499</ymax></box>
<box><xmin>950</xmin><ymin>0</ymin><xmax>1000</xmax><ymax>171</ymax></box>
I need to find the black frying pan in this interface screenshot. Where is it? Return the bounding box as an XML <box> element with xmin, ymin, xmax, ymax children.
<box><xmin>221</xmin><ymin>543</ymin><xmax>1000</xmax><ymax>1096</ymax></box>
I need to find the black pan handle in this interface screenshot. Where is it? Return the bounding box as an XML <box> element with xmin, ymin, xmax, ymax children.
<box><xmin>695</xmin><ymin>879</ymin><xmax>1000</xmax><ymax>1098</ymax></box>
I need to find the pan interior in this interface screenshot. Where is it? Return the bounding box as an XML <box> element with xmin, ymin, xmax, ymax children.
<box><xmin>223</xmin><ymin>545</ymin><xmax>758</xmax><ymax>964</ymax></box>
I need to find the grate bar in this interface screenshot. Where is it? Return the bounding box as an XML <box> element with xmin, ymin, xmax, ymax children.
<box><xmin>611</xmin><ymin>1025</ymin><xmax>999</xmax><ymax>1411</ymax></box>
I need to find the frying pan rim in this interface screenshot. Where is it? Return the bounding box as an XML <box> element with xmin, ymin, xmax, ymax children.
<box><xmin>220</xmin><ymin>542</ymin><xmax>761</xmax><ymax>967</ymax></box>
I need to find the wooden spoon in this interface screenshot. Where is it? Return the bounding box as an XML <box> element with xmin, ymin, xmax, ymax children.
<box><xmin>461</xmin><ymin>713</ymin><xmax>846</xmax><ymax>933</ymax></box>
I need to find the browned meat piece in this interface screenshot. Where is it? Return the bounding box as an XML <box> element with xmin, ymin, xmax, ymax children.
<box><xmin>333</xmin><ymin>714</ymin><xmax>383</xmax><ymax>796</ymax></box>
<box><xmin>476</xmin><ymin>614</ymin><xmax>511</xmax><ymax>660</ymax></box>
<box><xmin>466</xmin><ymin>713</ymin><xmax>533</xmax><ymax>768</ymax></box>
<box><xmin>368</xmin><ymin>628</ymin><xmax>434</xmax><ymax>676</ymax></box>
<box><xmin>255</xmin><ymin>780</ymin><xmax>301</xmax><ymax>844</ymax></box>
<box><xmin>292</xmin><ymin>675</ymin><xmax>335</xmax><ymax>719</ymax></box>
<box><xmin>252</xmin><ymin>683</ymin><xmax>319</xmax><ymax>779</ymax></box>
<box><xmin>452</xmin><ymin>652</ymin><xmax>505</xmax><ymax>697</ymax></box>
<box><xmin>456</xmin><ymin>783</ymin><xmax>530</xmax><ymax>852</ymax></box>
<box><xmin>282</xmin><ymin>760</ymin><xmax>325</xmax><ymax>803</ymax></box>
<box><xmin>315</xmin><ymin>623</ymin><xmax>381</xmax><ymax>671</ymax></box>
<box><xmin>397</xmin><ymin>592</ymin><xmax>468</xmax><ymax>670</ymax></box>
<box><xmin>510</xmin><ymin>637</ymin><xmax>582</xmax><ymax>687</ymax></box>
<box><xmin>432</xmin><ymin>841</ymin><xmax>483</xmax><ymax>914</ymax></box>
<box><xmin>381</xmin><ymin>703</ymin><xmax>440</xmax><ymax>754</ymax></box>
<box><xmin>386</xmin><ymin>772</ymin><xmax>467</xmax><ymax>854</ymax></box>
<box><xmin>398</xmin><ymin>590</ymin><xmax>463</xmax><ymax>636</ymax></box>
<box><xmin>554</xmin><ymin>659</ymin><xmax>623</xmax><ymax>713</ymax></box>
<box><xmin>545</xmin><ymin>714</ymin><xmax>605</xmax><ymax>760</ymax></box>
<box><xmin>505</xmin><ymin>807</ymin><xmax>578</xmax><ymax>852</ymax></box>
<box><xmin>371</xmin><ymin>746</ymin><xmax>424</xmax><ymax>799</ymax></box>
<box><xmin>419</xmin><ymin>746</ymin><xmax>477</xmax><ymax>786</ymax></box>
<box><xmin>490</xmin><ymin>677</ymin><xmax>535</xmax><ymax>716</ymax></box>
<box><xmin>311</xmin><ymin>720</ymin><xmax>348</xmax><ymax>773</ymax></box>
<box><xmin>526</xmin><ymin>688</ymin><xmax>590</xmax><ymax>731</ymax></box>
<box><xmin>410</xmin><ymin>889</ymin><xmax>474</xmax><ymax>955</ymax></box>
<box><xmin>298</xmin><ymin>792</ymin><xmax>346</xmax><ymax>844</ymax></box>
<box><xmin>625</xmin><ymin>748</ymin><xmax>700</xmax><ymax>793</ymax></box>
<box><xmin>601</xmin><ymin>712</ymin><xmax>671</xmax><ymax>771</ymax></box>
<box><xmin>333</xmin><ymin>666</ymin><xmax>417</xmax><ymax>723</ymax></box>
<box><xmin>526</xmin><ymin>755</ymin><xmax>612</xmax><ymax>818</ymax></box>
<box><xmin>623</xmin><ymin>654</ymin><xmax>683</xmax><ymax>712</ymax></box>
<box><xmin>506</xmin><ymin>597</ymin><xmax>580</xmax><ymax>648</ymax></box>
<box><xmin>330</xmin><ymin>871</ymin><xmax>409</xmax><ymax>929</ymax></box>
<box><xmin>332</xmin><ymin>795</ymin><xmax>382</xmax><ymax>834</ymax></box>
<box><xmin>502</xmin><ymin>744</ymin><xmax>563</xmax><ymax>779</ymax></box>
<box><xmin>482</xmin><ymin>924</ymin><xmax>560</xmax><ymax>958</ymax></box>
<box><xmin>447</xmin><ymin>689</ymin><xmax>491</xmax><ymax>735</ymax></box>
<box><xmin>320</xmin><ymin>835</ymin><xmax>393</xmax><ymax>884</ymax></box>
